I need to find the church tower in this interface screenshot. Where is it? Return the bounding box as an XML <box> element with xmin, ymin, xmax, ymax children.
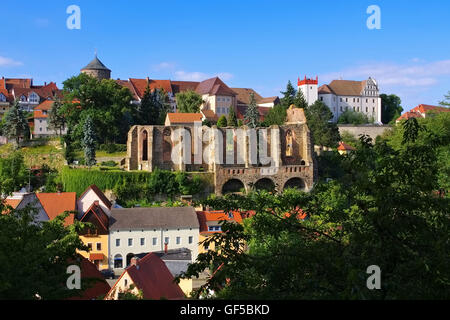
<box><xmin>297</xmin><ymin>75</ymin><xmax>318</xmax><ymax>106</ymax></box>
<box><xmin>81</xmin><ymin>53</ymin><xmax>111</xmax><ymax>80</ymax></box>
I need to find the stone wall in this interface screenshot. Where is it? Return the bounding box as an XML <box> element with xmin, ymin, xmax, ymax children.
<box><xmin>126</xmin><ymin>122</ymin><xmax>315</xmax><ymax>195</ymax></box>
<box><xmin>338</xmin><ymin>124</ymin><xmax>393</xmax><ymax>141</ymax></box>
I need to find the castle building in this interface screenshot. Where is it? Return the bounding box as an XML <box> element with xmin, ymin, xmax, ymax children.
<box><xmin>296</xmin><ymin>75</ymin><xmax>382</xmax><ymax>124</ymax></box>
<box><xmin>317</xmin><ymin>77</ymin><xmax>382</xmax><ymax>123</ymax></box>
<box><xmin>81</xmin><ymin>54</ymin><xmax>111</xmax><ymax>80</ymax></box>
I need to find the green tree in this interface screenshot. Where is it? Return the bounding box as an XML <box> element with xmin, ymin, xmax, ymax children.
<box><xmin>0</xmin><ymin>151</ymin><xmax>28</xmax><ymax>194</ymax></box>
<box><xmin>175</xmin><ymin>90</ymin><xmax>203</xmax><ymax>113</ymax></box>
<box><xmin>439</xmin><ymin>90</ymin><xmax>450</xmax><ymax>107</ymax></box>
<box><xmin>82</xmin><ymin>115</ymin><xmax>96</xmax><ymax>168</ymax></box>
<box><xmin>227</xmin><ymin>107</ymin><xmax>237</xmax><ymax>127</ymax></box>
<box><xmin>217</xmin><ymin>115</ymin><xmax>228</xmax><ymax>128</ymax></box>
<box><xmin>0</xmin><ymin>205</ymin><xmax>89</xmax><ymax>299</ymax></box>
<box><xmin>61</xmin><ymin>73</ymin><xmax>134</xmax><ymax>144</ymax></box>
<box><xmin>380</xmin><ymin>94</ymin><xmax>403</xmax><ymax>124</ymax></box>
<box><xmin>135</xmin><ymin>86</ymin><xmax>169</xmax><ymax>125</ymax></box>
<box><xmin>305</xmin><ymin>100</ymin><xmax>340</xmax><ymax>147</ymax></box>
<box><xmin>48</xmin><ymin>96</ymin><xmax>66</xmax><ymax>136</ymax></box>
<box><xmin>262</xmin><ymin>104</ymin><xmax>287</xmax><ymax>126</ymax></box>
<box><xmin>2</xmin><ymin>100</ymin><xmax>29</xmax><ymax>147</ymax></box>
<box><xmin>280</xmin><ymin>81</ymin><xmax>296</xmax><ymax>108</ymax></box>
<box><xmin>338</xmin><ymin>110</ymin><xmax>370</xmax><ymax>125</ymax></box>
<box><xmin>244</xmin><ymin>92</ymin><xmax>260</xmax><ymax>128</ymax></box>
<box><xmin>293</xmin><ymin>90</ymin><xmax>308</xmax><ymax>109</ymax></box>
<box><xmin>178</xmin><ymin>121</ymin><xmax>450</xmax><ymax>300</ymax></box>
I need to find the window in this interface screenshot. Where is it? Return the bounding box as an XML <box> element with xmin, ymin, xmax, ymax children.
<box><xmin>208</xmin><ymin>226</ymin><xmax>221</xmax><ymax>231</ymax></box>
<box><xmin>346</xmin><ymin>98</ymin><xmax>348</xmax><ymax>102</ymax></box>
<box><xmin>96</xmin><ymin>243</ymin><xmax>101</xmax><ymax>251</ymax></box>
<box><xmin>124</xmin><ymin>279</ymin><xmax>128</xmax><ymax>286</ymax></box>
<box><xmin>366</xmin><ymin>107</ymin><xmax>368</xmax><ymax>112</ymax></box>
<box><xmin>164</xmin><ymin>237</ymin><xmax>169</xmax><ymax>244</ymax></box>
<box><xmin>340</xmin><ymin>106</ymin><xmax>343</xmax><ymax>112</ymax></box>
<box><xmin>176</xmin><ymin>237</ymin><xmax>181</xmax><ymax>245</ymax></box>
<box><xmin>373</xmin><ymin>99</ymin><xmax>375</xmax><ymax>103</ymax></box>
<box><xmin>320</xmin><ymin>97</ymin><xmax>323</xmax><ymax>101</ymax></box>
<box><xmin>39</xmin><ymin>128</ymin><xmax>42</xmax><ymax>132</ymax></box>
<box><xmin>152</xmin><ymin>237</ymin><xmax>157</xmax><ymax>246</ymax></box>
<box><xmin>128</xmin><ymin>238</ymin><xmax>133</xmax><ymax>246</ymax></box>
<box><xmin>204</xmin><ymin>243</ymin><xmax>209</xmax><ymax>250</ymax></box>
<box><xmin>29</xmin><ymin>93</ymin><xmax>39</xmax><ymax>103</ymax></box>
<box><xmin>340</xmin><ymin>98</ymin><xmax>342</xmax><ymax>102</ymax></box>
<box><xmin>353</xmin><ymin>98</ymin><xmax>355</xmax><ymax>102</ymax></box>
<box><xmin>140</xmin><ymin>238</ymin><xmax>145</xmax><ymax>246</ymax></box>
<box><xmin>39</xmin><ymin>120</ymin><xmax>42</xmax><ymax>123</ymax></box>
<box><xmin>20</xmin><ymin>95</ymin><xmax>26</xmax><ymax>102</ymax></box>
<box><xmin>0</xmin><ymin>94</ymin><xmax>5</xmax><ymax>102</ymax></box>
<box><xmin>114</xmin><ymin>254</ymin><xmax>123</xmax><ymax>268</ymax></box>
<box><xmin>366</xmin><ymin>99</ymin><xmax>368</xmax><ymax>103</ymax></box>
<box><xmin>188</xmin><ymin>236</ymin><xmax>193</xmax><ymax>244</ymax></box>
<box><xmin>116</xmin><ymin>239</ymin><xmax>120</xmax><ymax>247</ymax></box>
<box><xmin>87</xmin><ymin>243</ymin><xmax>92</xmax><ymax>250</ymax></box>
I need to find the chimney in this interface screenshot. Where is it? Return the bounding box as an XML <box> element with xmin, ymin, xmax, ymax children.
<box><xmin>146</xmin><ymin>77</ymin><xmax>149</xmax><ymax>84</ymax></box>
<box><xmin>164</xmin><ymin>242</ymin><xmax>168</xmax><ymax>253</ymax></box>
<box><xmin>130</xmin><ymin>256</ymin><xmax>139</xmax><ymax>268</ymax></box>
<box><xmin>94</xmin><ymin>200</ymin><xmax>100</xmax><ymax>206</ymax></box>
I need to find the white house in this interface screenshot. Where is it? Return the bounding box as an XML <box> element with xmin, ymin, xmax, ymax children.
<box><xmin>76</xmin><ymin>184</ymin><xmax>112</xmax><ymax>219</ymax></box>
<box><xmin>108</xmin><ymin>207</ymin><xmax>200</xmax><ymax>271</ymax></box>
<box><xmin>316</xmin><ymin>77</ymin><xmax>382</xmax><ymax>123</ymax></box>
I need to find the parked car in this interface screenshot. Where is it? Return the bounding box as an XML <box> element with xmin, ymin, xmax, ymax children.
<box><xmin>101</xmin><ymin>269</ymin><xmax>115</xmax><ymax>279</ymax></box>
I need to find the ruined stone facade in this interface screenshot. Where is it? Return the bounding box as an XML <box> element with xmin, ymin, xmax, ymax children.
<box><xmin>126</xmin><ymin>120</ymin><xmax>315</xmax><ymax>195</ymax></box>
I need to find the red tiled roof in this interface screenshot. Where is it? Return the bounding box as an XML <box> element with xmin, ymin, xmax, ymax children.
<box><xmin>236</xmin><ymin>105</ymin><xmax>270</xmax><ymax>121</ymax></box>
<box><xmin>396</xmin><ymin>111</ymin><xmax>423</xmax><ymax>122</ymax></box>
<box><xmin>36</xmin><ymin>192</ymin><xmax>76</xmax><ymax>226</ymax></box>
<box><xmin>3</xmin><ymin>199</ymin><xmax>21</xmax><ymax>209</ymax></box>
<box><xmin>201</xmin><ymin>109</ymin><xmax>219</xmax><ymax>122</ymax></box>
<box><xmin>79</xmin><ymin>202</ymin><xmax>109</xmax><ymax>233</ymax></box>
<box><xmin>195</xmin><ymin>77</ymin><xmax>236</xmax><ymax>96</ymax></box>
<box><xmin>4</xmin><ymin>78</ymin><xmax>32</xmax><ymax>90</ymax></box>
<box><xmin>337</xmin><ymin>141</ymin><xmax>356</xmax><ymax>151</ymax></box>
<box><xmin>116</xmin><ymin>79</ymin><xmax>140</xmax><ymax>101</ymax></box>
<box><xmin>166</xmin><ymin>112</ymin><xmax>203</xmax><ymax>124</ymax></box>
<box><xmin>111</xmin><ymin>253</ymin><xmax>185</xmax><ymax>300</ymax></box>
<box><xmin>171</xmin><ymin>81</ymin><xmax>200</xmax><ymax>94</ymax></box>
<box><xmin>67</xmin><ymin>257</ymin><xmax>111</xmax><ymax>300</ymax></box>
<box><xmin>196</xmin><ymin>210</ymin><xmax>244</xmax><ymax>233</ymax></box>
<box><xmin>129</xmin><ymin>78</ymin><xmax>173</xmax><ymax>98</ymax></box>
<box><xmin>411</xmin><ymin>104</ymin><xmax>450</xmax><ymax>114</ymax></box>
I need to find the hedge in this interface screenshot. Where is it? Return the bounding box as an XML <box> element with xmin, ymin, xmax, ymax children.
<box><xmin>60</xmin><ymin>166</ymin><xmax>154</xmax><ymax>196</ymax></box>
<box><xmin>60</xmin><ymin>166</ymin><xmax>213</xmax><ymax>197</ymax></box>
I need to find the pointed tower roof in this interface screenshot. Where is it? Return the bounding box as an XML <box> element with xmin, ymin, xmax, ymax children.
<box><xmin>81</xmin><ymin>54</ymin><xmax>111</xmax><ymax>72</ymax></box>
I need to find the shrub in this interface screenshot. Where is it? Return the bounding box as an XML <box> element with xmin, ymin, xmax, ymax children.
<box><xmin>100</xmin><ymin>160</ymin><xmax>117</xmax><ymax>167</ymax></box>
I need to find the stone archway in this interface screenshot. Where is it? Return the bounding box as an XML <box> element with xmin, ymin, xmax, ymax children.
<box><xmin>126</xmin><ymin>253</ymin><xmax>135</xmax><ymax>267</ymax></box>
<box><xmin>222</xmin><ymin>178</ymin><xmax>246</xmax><ymax>194</ymax></box>
<box><xmin>254</xmin><ymin>177</ymin><xmax>276</xmax><ymax>192</ymax></box>
<box><xmin>283</xmin><ymin>177</ymin><xmax>306</xmax><ymax>191</ymax></box>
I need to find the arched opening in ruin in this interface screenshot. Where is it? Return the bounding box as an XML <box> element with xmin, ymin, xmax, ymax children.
<box><xmin>254</xmin><ymin>178</ymin><xmax>276</xmax><ymax>192</ymax></box>
<box><xmin>283</xmin><ymin>177</ymin><xmax>306</xmax><ymax>191</ymax></box>
<box><xmin>142</xmin><ymin>130</ymin><xmax>148</xmax><ymax>161</ymax></box>
<box><xmin>222</xmin><ymin>179</ymin><xmax>245</xmax><ymax>194</ymax></box>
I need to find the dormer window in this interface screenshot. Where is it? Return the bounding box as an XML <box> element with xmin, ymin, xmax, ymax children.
<box><xmin>20</xmin><ymin>95</ymin><xmax>27</xmax><ymax>102</ymax></box>
<box><xmin>29</xmin><ymin>93</ymin><xmax>39</xmax><ymax>103</ymax></box>
<box><xmin>0</xmin><ymin>94</ymin><xmax>5</xmax><ymax>102</ymax></box>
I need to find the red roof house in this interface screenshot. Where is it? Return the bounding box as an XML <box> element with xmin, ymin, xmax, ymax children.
<box><xmin>105</xmin><ymin>253</ymin><xmax>185</xmax><ymax>300</ymax></box>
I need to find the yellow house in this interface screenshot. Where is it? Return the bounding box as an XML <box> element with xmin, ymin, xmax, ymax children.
<box><xmin>77</xmin><ymin>201</ymin><xmax>109</xmax><ymax>270</ymax></box>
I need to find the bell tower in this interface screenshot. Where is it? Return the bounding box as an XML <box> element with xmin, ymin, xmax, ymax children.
<box><xmin>297</xmin><ymin>75</ymin><xmax>318</xmax><ymax>106</ymax></box>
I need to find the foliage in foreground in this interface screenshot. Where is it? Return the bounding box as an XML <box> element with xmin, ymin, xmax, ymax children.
<box><xmin>178</xmin><ymin>119</ymin><xmax>449</xmax><ymax>299</ymax></box>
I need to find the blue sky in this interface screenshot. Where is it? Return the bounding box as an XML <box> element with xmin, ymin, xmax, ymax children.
<box><xmin>1</xmin><ymin>0</ymin><xmax>450</xmax><ymax>111</ymax></box>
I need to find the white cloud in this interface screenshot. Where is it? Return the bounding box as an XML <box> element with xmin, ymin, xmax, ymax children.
<box><xmin>174</xmin><ymin>70</ymin><xmax>233</xmax><ymax>82</ymax></box>
<box><xmin>319</xmin><ymin>59</ymin><xmax>450</xmax><ymax>88</ymax></box>
<box><xmin>0</xmin><ymin>56</ymin><xmax>23</xmax><ymax>67</ymax></box>
<box><xmin>153</xmin><ymin>61</ymin><xmax>176</xmax><ymax>71</ymax></box>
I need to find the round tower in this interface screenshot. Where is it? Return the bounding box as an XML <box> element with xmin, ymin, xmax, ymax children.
<box><xmin>81</xmin><ymin>54</ymin><xmax>111</xmax><ymax>80</ymax></box>
<box><xmin>297</xmin><ymin>75</ymin><xmax>318</xmax><ymax>106</ymax></box>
